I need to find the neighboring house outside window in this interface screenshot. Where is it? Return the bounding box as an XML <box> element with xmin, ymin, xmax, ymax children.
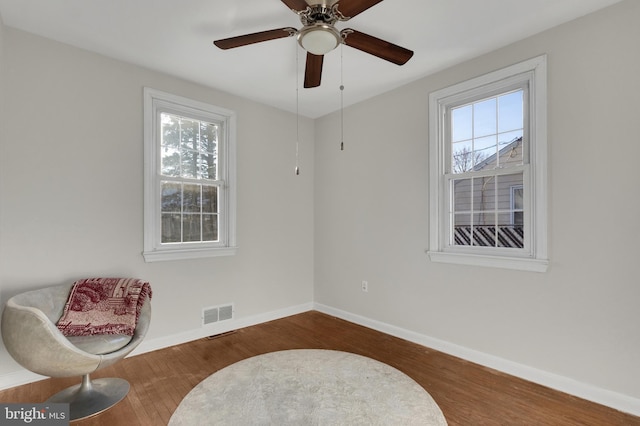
<box><xmin>511</xmin><ymin>184</ymin><xmax>524</xmax><ymax>226</ymax></box>
<box><xmin>143</xmin><ymin>88</ymin><xmax>237</xmax><ymax>262</ymax></box>
<box><xmin>428</xmin><ymin>55</ymin><xmax>548</xmax><ymax>272</ymax></box>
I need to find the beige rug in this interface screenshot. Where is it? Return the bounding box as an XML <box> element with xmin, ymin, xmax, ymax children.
<box><xmin>169</xmin><ymin>349</ymin><xmax>447</xmax><ymax>425</ymax></box>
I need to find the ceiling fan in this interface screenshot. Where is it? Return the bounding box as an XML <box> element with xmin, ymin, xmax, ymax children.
<box><xmin>213</xmin><ymin>0</ymin><xmax>413</xmax><ymax>88</ymax></box>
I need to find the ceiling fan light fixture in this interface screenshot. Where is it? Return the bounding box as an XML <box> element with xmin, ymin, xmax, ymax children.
<box><xmin>298</xmin><ymin>24</ymin><xmax>341</xmax><ymax>55</ymax></box>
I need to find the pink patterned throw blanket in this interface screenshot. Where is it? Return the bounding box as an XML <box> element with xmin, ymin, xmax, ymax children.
<box><xmin>56</xmin><ymin>278</ymin><xmax>152</xmax><ymax>337</ymax></box>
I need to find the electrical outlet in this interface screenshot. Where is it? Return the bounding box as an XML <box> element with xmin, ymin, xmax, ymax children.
<box><xmin>361</xmin><ymin>280</ymin><xmax>368</xmax><ymax>292</ymax></box>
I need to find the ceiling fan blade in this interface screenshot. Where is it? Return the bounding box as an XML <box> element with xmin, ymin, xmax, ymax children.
<box><xmin>214</xmin><ymin>27</ymin><xmax>297</xmax><ymax>50</ymax></box>
<box><xmin>341</xmin><ymin>29</ymin><xmax>413</xmax><ymax>65</ymax></box>
<box><xmin>304</xmin><ymin>53</ymin><xmax>324</xmax><ymax>88</ymax></box>
<box><xmin>281</xmin><ymin>0</ymin><xmax>310</xmax><ymax>12</ymax></box>
<box><xmin>336</xmin><ymin>0</ymin><xmax>384</xmax><ymax>18</ymax></box>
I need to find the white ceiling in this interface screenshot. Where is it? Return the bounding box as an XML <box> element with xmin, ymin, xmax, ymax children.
<box><xmin>0</xmin><ymin>0</ymin><xmax>623</xmax><ymax>118</ymax></box>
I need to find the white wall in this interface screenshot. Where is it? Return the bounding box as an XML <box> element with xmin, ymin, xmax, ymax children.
<box><xmin>1</xmin><ymin>0</ymin><xmax>639</xmax><ymax>416</ymax></box>
<box><xmin>0</xmin><ymin>28</ymin><xmax>315</xmax><ymax>378</ymax></box>
<box><xmin>315</xmin><ymin>0</ymin><xmax>640</xmax><ymax>406</ymax></box>
<box><xmin>0</xmin><ymin>13</ymin><xmax>4</xmax><ymax>106</ymax></box>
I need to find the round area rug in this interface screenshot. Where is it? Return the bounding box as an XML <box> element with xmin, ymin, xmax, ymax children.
<box><xmin>169</xmin><ymin>349</ymin><xmax>447</xmax><ymax>425</ymax></box>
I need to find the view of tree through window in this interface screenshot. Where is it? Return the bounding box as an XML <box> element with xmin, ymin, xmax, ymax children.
<box><xmin>160</xmin><ymin>112</ymin><xmax>219</xmax><ymax>244</ymax></box>
<box><xmin>451</xmin><ymin>90</ymin><xmax>523</xmax><ymax>174</ymax></box>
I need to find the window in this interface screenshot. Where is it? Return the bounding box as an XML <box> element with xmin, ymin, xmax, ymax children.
<box><xmin>428</xmin><ymin>56</ymin><xmax>548</xmax><ymax>272</ymax></box>
<box><xmin>143</xmin><ymin>88</ymin><xmax>237</xmax><ymax>262</ymax></box>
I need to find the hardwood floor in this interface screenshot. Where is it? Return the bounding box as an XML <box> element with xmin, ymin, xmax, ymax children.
<box><xmin>1</xmin><ymin>311</ymin><xmax>638</xmax><ymax>425</ymax></box>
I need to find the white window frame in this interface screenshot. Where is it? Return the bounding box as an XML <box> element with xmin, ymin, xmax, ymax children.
<box><xmin>143</xmin><ymin>88</ymin><xmax>237</xmax><ymax>262</ymax></box>
<box><xmin>428</xmin><ymin>55</ymin><xmax>548</xmax><ymax>272</ymax></box>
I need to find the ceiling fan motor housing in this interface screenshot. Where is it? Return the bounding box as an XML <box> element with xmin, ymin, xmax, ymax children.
<box><xmin>302</xmin><ymin>5</ymin><xmax>340</xmax><ymax>25</ymax></box>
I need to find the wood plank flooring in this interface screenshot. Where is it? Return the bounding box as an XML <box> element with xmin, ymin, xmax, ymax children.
<box><xmin>0</xmin><ymin>311</ymin><xmax>638</xmax><ymax>425</ymax></box>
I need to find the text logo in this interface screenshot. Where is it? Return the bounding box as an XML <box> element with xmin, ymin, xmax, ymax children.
<box><xmin>1</xmin><ymin>404</ymin><xmax>68</xmax><ymax>425</ymax></box>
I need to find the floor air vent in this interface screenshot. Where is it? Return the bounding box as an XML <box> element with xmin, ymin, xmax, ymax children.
<box><xmin>202</xmin><ymin>304</ymin><xmax>234</xmax><ymax>325</ymax></box>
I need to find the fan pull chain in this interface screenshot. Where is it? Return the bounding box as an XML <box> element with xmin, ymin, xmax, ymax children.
<box><xmin>340</xmin><ymin>84</ymin><xmax>344</xmax><ymax>151</ymax></box>
<box><xmin>340</xmin><ymin>44</ymin><xmax>345</xmax><ymax>151</ymax></box>
<box><xmin>295</xmin><ymin>44</ymin><xmax>300</xmax><ymax>175</ymax></box>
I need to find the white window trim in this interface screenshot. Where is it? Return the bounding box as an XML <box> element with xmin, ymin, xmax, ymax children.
<box><xmin>427</xmin><ymin>55</ymin><xmax>548</xmax><ymax>272</ymax></box>
<box><xmin>143</xmin><ymin>88</ymin><xmax>237</xmax><ymax>262</ymax></box>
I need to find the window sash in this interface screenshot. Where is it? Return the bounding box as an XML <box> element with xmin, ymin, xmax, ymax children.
<box><xmin>447</xmin><ymin>87</ymin><xmax>527</xmax><ymax>175</ymax></box>
<box><xmin>443</xmin><ymin>165</ymin><xmax>531</xmax><ymax>254</ymax></box>
<box><xmin>160</xmin><ymin>181</ymin><xmax>221</xmax><ymax>244</ymax></box>
<box><xmin>445</xmin><ymin>83</ymin><xmax>530</xmax><ymax>174</ymax></box>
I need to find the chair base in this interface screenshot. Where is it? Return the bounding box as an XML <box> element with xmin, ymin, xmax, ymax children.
<box><xmin>47</xmin><ymin>375</ymin><xmax>130</xmax><ymax>421</ymax></box>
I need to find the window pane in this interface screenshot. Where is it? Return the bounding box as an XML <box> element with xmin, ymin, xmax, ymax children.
<box><xmin>180</xmin><ymin>118</ymin><xmax>199</xmax><ymax>179</ymax></box>
<box><xmin>161</xmin><ymin>213</ymin><xmax>181</xmax><ymax>243</ymax></box>
<box><xmin>160</xmin><ymin>183</ymin><xmax>219</xmax><ymax>244</ymax></box>
<box><xmin>453</xmin><ymin>178</ymin><xmax>471</xmax><ymax>212</ymax></box>
<box><xmin>498</xmin><ymin>90</ymin><xmax>523</xmax><ymax>133</ymax></box>
<box><xmin>473</xmin><ymin>177</ymin><xmax>493</xmax><ymax>222</ymax></box>
<box><xmin>453</xmin><ymin>172</ymin><xmax>528</xmax><ymax>248</ymax></box>
<box><xmin>473</xmin><ymin>98</ymin><xmax>496</xmax><ymax>137</ymax></box>
<box><xmin>453</xmin><ymin>213</ymin><xmax>471</xmax><ymax>246</ymax></box>
<box><xmin>160</xmin><ymin>113</ymin><xmax>220</xmax><ymax>180</ymax></box>
<box><xmin>499</xmin><ymin>174</ymin><xmax>525</xmax><ymax>248</ymax></box>
<box><xmin>474</xmin><ymin>135</ymin><xmax>497</xmax><ymax>168</ymax></box>
<box><xmin>452</xmin><ymin>140</ymin><xmax>479</xmax><ymax>174</ymax></box>
<box><xmin>477</xmin><ymin>210</ymin><xmax>497</xmax><ymax>227</ymax></box>
<box><xmin>161</xmin><ymin>114</ymin><xmax>179</xmax><ymax>149</ymax></box>
<box><xmin>513</xmin><ymin>212</ymin><xmax>524</xmax><ymax>227</ymax></box>
<box><xmin>201</xmin><ymin>123</ymin><xmax>218</xmax><ymax>153</ymax></box>
<box><xmin>452</xmin><ymin>105</ymin><xmax>472</xmax><ymax>142</ymax></box>
<box><xmin>182</xmin><ymin>214</ymin><xmax>201</xmax><ymax>242</ymax></box>
<box><xmin>181</xmin><ymin>149</ymin><xmax>198</xmax><ymax>178</ymax></box>
<box><xmin>182</xmin><ymin>184</ymin><xmax>200</xmax><ymax>213</ymax></box>
<box><xmin>498</xmin><ymin>212</ymin><xmax>513</xmax><ymax>226</ymax></box>
<box><xmin>202</xmin><ymin>185</ymin><xmax>218</xmax><ymax>214</ymax></box>
<box><xmin>497</xmin><ymin>132</ymin><xmax>524</xmax><ymax>168</ymax></box>
<box><xmin>499</xmin><ymin>225</ymin><xmax>524</xmax><ymax>248</ymax></box>
<box><xmin>497</xmin><ymin>173</ymin><xmax>524</xmax><ymax>212</ymax></box>
<box><xmin>161</xmin><ymin>146</ymin><xmax>180</xmax><ymax>177</ymax></box>
<box><xmin>199</xmin><ymin>153</ymin><xmax>217</xmax><ymax>179</ymax></box>
<box><xmin>180</xmin><ymin>118</ymin><xmax>199</xmax><ymax>151</ymax></box>
<box><xmin>161</xmin><ymin>182</ymin><xmax>181</xmax><ymax>212</ymax></box>
<box><xmin>203</xmin><ymin>214</ymin><xmax>218</xmax><ymax>241</ymax></box>
<box><xmin>499</xmin><ymin>131</ymin><xmax>523</xmax><ymax>146</ymax></box>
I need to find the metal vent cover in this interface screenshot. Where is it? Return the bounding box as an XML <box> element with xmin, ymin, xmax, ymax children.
<box><xmin>202</xmin><ymin>303</ymin><xmax>234</xmax><ymax>325</ymax></box>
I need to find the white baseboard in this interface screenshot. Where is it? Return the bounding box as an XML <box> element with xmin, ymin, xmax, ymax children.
<box><xmin>3</xmin><ymin>300</ymin><xmax>639</xmax><ymax>418</ymax></box>
<box><xmin>131</xmin><ymin>302</ymin><xmax>314</xmax><ymax>357</ymax></box>
<box><xmin>0</xmin><ymin>302</ymin><xmax>313</xmax><ymax>391</ymax></box>
<box><xmin>313</xmin><ymin>303</ymin><xmax>640</xmax><ymax>417</ymax></box>
<box><xmin>0</xmin><ymin>369</ymin><xmax>47</xmax><ymax>390</ymax></box>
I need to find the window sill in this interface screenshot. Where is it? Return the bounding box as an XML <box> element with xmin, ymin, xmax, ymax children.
<box><xmin>427</xmin><ymin>251</ymin><xmax>548</xmax><ymax>273</ymax></box>
<box><xmin>143</xmin><ymin>246</ymin><xmax>238</xmax><ymax>262</ymax></box>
